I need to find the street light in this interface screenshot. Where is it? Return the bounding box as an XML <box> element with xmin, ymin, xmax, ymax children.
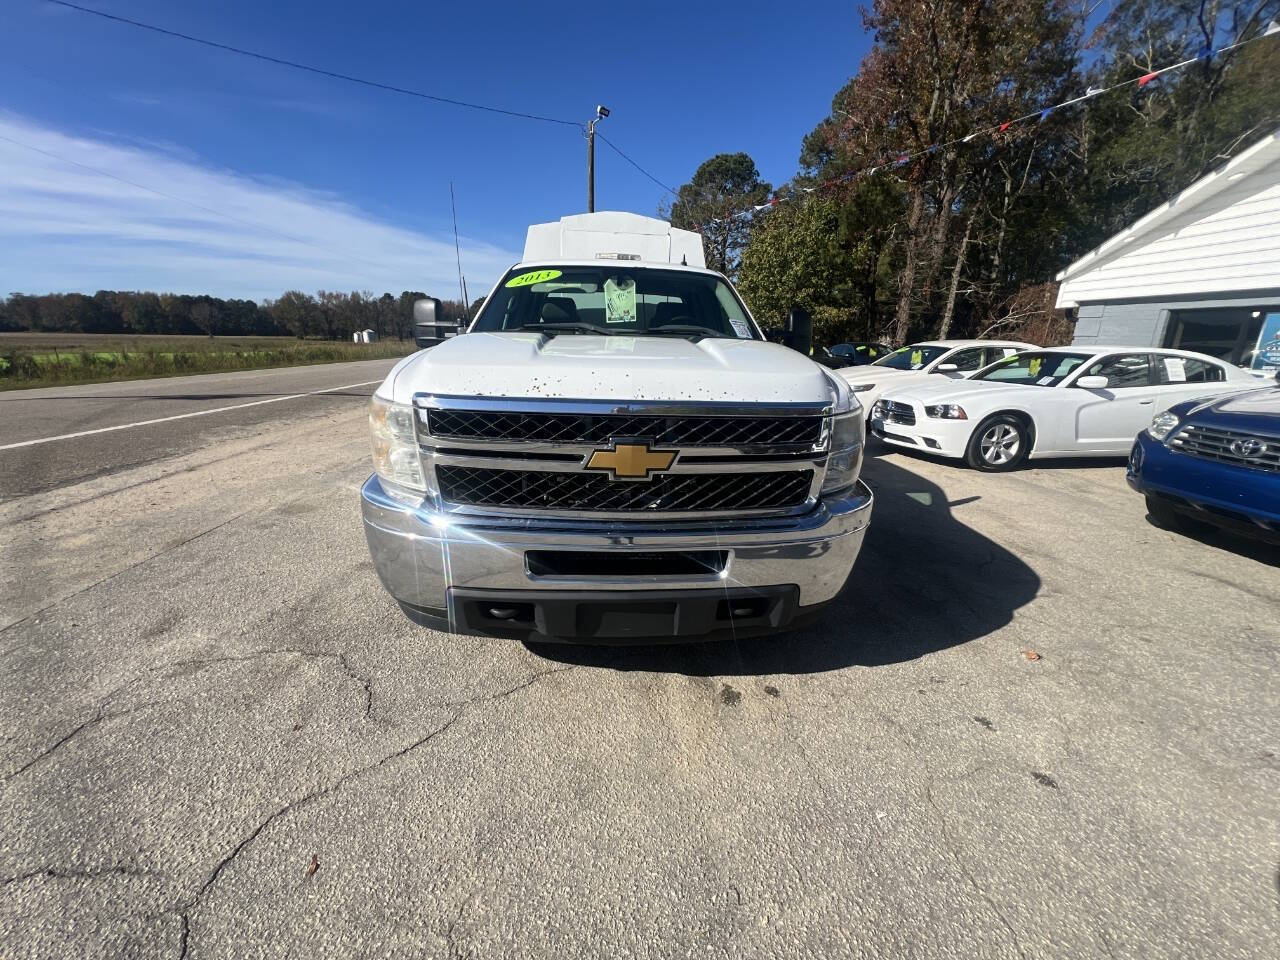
<box><xmin>587</xmin><ymin>105</ymin><xmax>609</xmax><ymax>212</ymax></box>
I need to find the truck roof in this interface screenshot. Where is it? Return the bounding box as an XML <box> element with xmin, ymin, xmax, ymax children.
<box><xmin>522</xmin><ymin>212</ymin><xmax>706</xmax><ymax>268</ymax></box>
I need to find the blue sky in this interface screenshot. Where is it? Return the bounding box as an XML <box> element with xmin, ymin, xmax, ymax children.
<box><xmin>3</xmin><ymin>0</ymin><xmax>869</xmax><ymax>300</ymax></box>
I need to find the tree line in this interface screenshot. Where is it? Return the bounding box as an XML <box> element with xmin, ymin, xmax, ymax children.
<box><xmin>668</xmin><ymin>0</ymin><xmax>1280</xmax><ymax>347</ymax></box>
<box><xmin>0</xmin><ymin>289</ymin><xmax>478</xmax><ymax>340</ymax></box>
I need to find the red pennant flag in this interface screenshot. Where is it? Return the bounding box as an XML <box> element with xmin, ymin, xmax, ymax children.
<box><xmin>1138</xmin><ymin>71</ymin><xmax>1158</xmax><ymax>87</ymax></box>
<box><xmin>999</xmin><ymin>121</ymin><xmax>1012</xmax><ymax>132</ymax></box>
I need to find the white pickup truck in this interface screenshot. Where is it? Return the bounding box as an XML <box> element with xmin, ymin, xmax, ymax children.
<box><xmin>360</xmin><ymin>212</ymin><xmax>873</xmax><ymax>642</ymax></box>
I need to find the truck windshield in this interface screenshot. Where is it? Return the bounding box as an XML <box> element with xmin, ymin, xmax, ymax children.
<box><xmin>471</xmin><ymin>266</ymin><xmax>760</xmax><ymax>340</ymax></box>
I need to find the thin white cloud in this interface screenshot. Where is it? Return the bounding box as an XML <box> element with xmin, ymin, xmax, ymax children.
<box><xmin>0</xmin><ymin>112</ymin><xmax>518</xmax><ymax>300</ymax></box>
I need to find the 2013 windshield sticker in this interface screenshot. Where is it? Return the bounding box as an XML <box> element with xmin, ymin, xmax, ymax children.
<box><xmin>729</xmin><ymin>319</ymin><xmax>752</xmax><ymax>338</ymax></box>
<box><xmin>604</xmin><ymin>277</ymin><xmax>637</xmax><ymax>323</ymax></box>
<box><xmin>505</xmin><ymin>269</ymin><xmax>562</xmax><ymax>288</ymax></box>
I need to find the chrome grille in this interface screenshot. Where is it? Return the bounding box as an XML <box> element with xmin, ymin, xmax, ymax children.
<box><xmin>436</xmin><ymin>466</ymin><xmax>813</xmax><ymax>513</ymax></box>
<box><xmin>427</xmin><ymin>410</ymin><xmax>822</xmax><ymax>447</ymax></box>
<box><xmin>883</xmin><ymin>400</ymin><xmax>916</xmax><ymax>426</ymax></box>
<box><xmin>1170</xmin><ymin>424</ymin><xmax>1280</xmax><ymax>473</ymax></box>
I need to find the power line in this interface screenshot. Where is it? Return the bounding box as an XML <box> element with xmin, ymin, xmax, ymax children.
<box><xmin>47</xmin><ymin>0</ymin><xmax>580</xmax><ymax>127</ymax></box>
<box><xmin>0</xmin><ymin>132</ymin><xmax>391</xmax><ymax>272</ymax></box>
<box><xmin>596</xmin><ymin>132</ymin><xmax>679</xmax><ymax>197</ymax></box>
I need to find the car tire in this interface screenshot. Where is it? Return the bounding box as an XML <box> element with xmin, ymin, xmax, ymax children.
<box><xmin>965</xmin><ymin>414</ymin><xmax>1031</xmax><ymax>472</ymax></box>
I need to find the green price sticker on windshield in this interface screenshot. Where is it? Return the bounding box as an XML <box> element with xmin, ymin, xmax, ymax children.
<box><xmin>1028</xmin><ymin>357</ymin><xmax>1042</xmax><ymax>377</ymax></box>
<box><xmin>910</xmin><ymin>350</ymin><xmax>923</xmax><ymax>366</ymax></box>
<box><xmin>505</xmin><ymin>269</ymin><xmax>562</xmax><ymax>288</ymax></box>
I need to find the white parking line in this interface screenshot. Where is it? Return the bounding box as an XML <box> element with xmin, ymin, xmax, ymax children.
<box><xmin>0</xmin><ymin>379</ymin><xmax>384</xmax><ymax>451</ymax></box>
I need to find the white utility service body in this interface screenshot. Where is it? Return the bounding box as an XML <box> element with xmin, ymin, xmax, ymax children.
<box><xmin>361</xmin><ymin>213</ymin><xmax>873</xmax><ymax>642</ymax></box>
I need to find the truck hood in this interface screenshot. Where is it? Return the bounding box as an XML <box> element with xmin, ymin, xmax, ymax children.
<box><xmin>380</xmin><ymin>332</ymin><xmax>835</xmax><ymax>404</ymax></box>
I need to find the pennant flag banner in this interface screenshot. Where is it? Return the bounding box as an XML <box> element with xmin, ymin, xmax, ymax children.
<box><xmin>696</xmin><ymin>26</ymin><xmax>1279</xmax><ymax>229</ymax></box>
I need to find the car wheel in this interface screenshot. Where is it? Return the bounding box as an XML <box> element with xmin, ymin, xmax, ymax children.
<box><xmin>965</xmin><ymin>415</ymin><xmax>1030</xmax><ymax>472</ymax></box>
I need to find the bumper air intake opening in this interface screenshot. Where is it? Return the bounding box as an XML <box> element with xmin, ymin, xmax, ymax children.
<box><xmin>526</xmin><ymin>550</ymin><xmax>728</xmax><ymax>579</ymax></box>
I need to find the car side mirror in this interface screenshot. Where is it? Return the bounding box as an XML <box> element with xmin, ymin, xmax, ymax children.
<box><xmin>786</xmin><ymin>306</ymin><xmax>812</xmax><ymax>357</ymax></box>
<box><xmin>935</xmin><ymin>363</ymin><xmax>959</xmax><ymax>373</ymax></box>
<box><xmin>413</xmin><ymin>297</ymin><xmax>461</xmax><ymax>348</ymax></box>
<box><xmin>1076</xmin><ymin>375</ymin><xmax>1109</xmax><ymax>389</ymax></box>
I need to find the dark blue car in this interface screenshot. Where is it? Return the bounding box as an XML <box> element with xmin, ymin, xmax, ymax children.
<box><xmin>1128</xmin><ymin>379</ymin><xmax>1280</xmax><ymax>543</ymax></box>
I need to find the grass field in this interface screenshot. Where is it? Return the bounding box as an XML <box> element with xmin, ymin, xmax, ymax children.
<box><xmin>0</xmin><ymin>333</ymin><xmax>417</xmax><ymax>389</ymax></box>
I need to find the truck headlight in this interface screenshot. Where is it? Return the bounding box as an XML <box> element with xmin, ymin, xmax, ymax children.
<box><xmin>822</xmin><ymin>378</ymin><xmax>864</xmax><ymax>496</ymax></box>
<box><xmin>369</xmin><ymin>395</ymin><xmax>426</xmax><ymax>493</ymax></box>
<box><xmin>1148</xmin><ymin>411</ymin><xmax>1180</xmax><ymax>442</ymax></box>
<box><xmin>924</xmin><ymin>403</ymin><xmax>968</xmax><ymax>420</ymax></box>
<box><xmin>849</xmin><ymin>383</ymin><xmax>876</xmax><ymax>392</ymax></box>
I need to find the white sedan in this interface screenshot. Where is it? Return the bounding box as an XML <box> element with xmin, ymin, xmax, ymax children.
<box><xmin>837</xmin><ymin>339</ymin><xmax>1034</xmax><ymax>415</ymax></box>
<box><xmin>869</xmin><ymin>346</ymin><xmax>1261</xmax><ymax>471</ymax></box>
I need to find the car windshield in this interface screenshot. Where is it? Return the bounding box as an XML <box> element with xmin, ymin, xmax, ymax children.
<box><xmin>471</xmin><ymin>265</ymin><xmax>760</xmax><ymax>340</ymax></box>
<box><xmin>972</xmin><ymin>351</ymin><xmax>1092</xmax><ymax>386</ymax></box>
<box><xmin>872</xmin><ymin>344</ymin><xmax>950</xmax><ymax>370</ymax></box>
<box><xmin>832</xmin><ymin>343</ymin><xmax>887</xmax><ymax>362</ymax></box>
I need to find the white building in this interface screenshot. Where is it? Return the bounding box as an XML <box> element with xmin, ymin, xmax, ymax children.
<box><xmin>1057</xmin><ymin>127</ymin><xmax>1280</xmax><ymax>371</ymax></box>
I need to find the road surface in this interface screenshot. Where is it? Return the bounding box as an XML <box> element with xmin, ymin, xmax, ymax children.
<box><xmin>1</xmin><ymin>361</ymin><xmax>1277</xmax><ymax>959</ymax></box>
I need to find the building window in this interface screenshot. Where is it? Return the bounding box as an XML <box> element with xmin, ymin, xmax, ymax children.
<box><xmin>1164</xmin><ymin>307</ymin><xmax>1269</xmax><ymax>365</ymax></box>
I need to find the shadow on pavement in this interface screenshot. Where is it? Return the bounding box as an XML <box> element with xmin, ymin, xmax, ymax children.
<box><xmin>529</xmin><ymin>456</ymin><xmax>1041</xmax><ymax>676</ymax></box>
<box><xmin>866</xmin><ymin>439</ymin><xmax>1127</xmax><ymax>472</ymax></box>
<box><xmin>1143</xmin><ymin>513</ymin><xmax>1280</xmax><ymax>568</ymax></box>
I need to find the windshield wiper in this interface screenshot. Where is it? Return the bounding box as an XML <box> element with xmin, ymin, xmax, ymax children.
<box><xmin>516</xmin><ymin>323</ymin><xmax>616</xmax><ymax>336</ymax></box>
<box><xmin>642</xmin><ymin>325</ymin><xmax>728</xmax><ymax>340</ymax></box>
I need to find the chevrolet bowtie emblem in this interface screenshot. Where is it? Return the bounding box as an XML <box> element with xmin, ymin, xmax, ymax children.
<box><xmin>586</xmin><ymin>441</ymin><xmax>677</xmax><ymax>480</ymax></box>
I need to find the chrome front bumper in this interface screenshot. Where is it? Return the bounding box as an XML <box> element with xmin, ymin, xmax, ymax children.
<box><xmin>361</xmin><ymin>475</ymin><xmax>873</xmax><ymax>626</ymax></box>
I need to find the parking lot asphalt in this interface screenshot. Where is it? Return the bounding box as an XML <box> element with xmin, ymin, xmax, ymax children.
<box><xmin>1</xmin><ymin>364</ymin><xmax>1277</xmax><ymax>959</ymax></box>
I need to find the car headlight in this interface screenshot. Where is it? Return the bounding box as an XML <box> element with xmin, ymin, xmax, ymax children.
<box><xmin>849</xmin><ymin>383</ymin><xmax>877</xmax><ymax>392</ymax></box>
<box><xmin>924</xmin><ymin>403</ymin><xmax>968</xmax><ymax>420</ymax></box>
<box><xmin>369</xmin><ymin>394</ymin><xmax>426</xmax><ymax>494</ymax></box>
<box><xmin>822</xmin><ymin>376</ymin><xmax>864</xmax><ymax>495</ymax></box>
<box><xmin>1148</xmin><ymin>411</ymin><xmax>1180</xmax><ymax>442</ymax></box>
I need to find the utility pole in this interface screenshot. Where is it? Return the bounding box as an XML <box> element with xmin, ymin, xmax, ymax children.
<box><xmin>450</xmin><ymin>181</ymin><xmax>465</xmax><ymax>310</ymax></box>
<box><xmin>586</xmin><ymin>105</ymin><xmax>609</xmax><ymax>212</ymax></box>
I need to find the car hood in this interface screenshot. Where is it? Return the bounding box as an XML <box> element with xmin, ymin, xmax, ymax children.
<box><xmin>882</xmin><ymin>378</ymin><xmax>1032</xmax><ymax>406</ymax></box>
<box><xmin>379</xmin><ymin>332</ymin><xmax>835</xmax><ymax>405</ymax></box>
<box><xmin>1177</xmin><ymin>385</ymin><xmax>1280</xmax><ymax>428</ymax></box>
<box><xmin>838</xmin><ymin>365</ymin><xmax>920</xmax><ymax>385</ymax></box>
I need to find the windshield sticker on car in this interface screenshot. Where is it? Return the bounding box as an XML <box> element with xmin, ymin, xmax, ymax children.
<box><xmin>1163</xmin><ymin>357</ymin><xmax>1186</xmax><ymax>382</ymax></box>
<box><xmin>505</xmin><ymin>269</ymin><xmax>562</xmax><ymax>288</ymax></box>
<box><xmin>910</xmin><ymin>350</ymin><xmax>923</xmax><ymax>368</ymax></box>
<box><xmin>729</xmin><ymin>318</ymin><xmax>752</xmax><ymax>338</ymax></box>
<box><xmin>1028</xmin><ymin>357</ymin><xmax>1042</xmax><ymax>377</ymax></box>
<box><xmin>603</xmin><ymin>276</ymin><xmax>637</xmax><ymax>323</ymax></box>
<box><xmin>1037</xmin><ymin>376</ymin><xmax>1055</xmax><ymax>385</ymax></box>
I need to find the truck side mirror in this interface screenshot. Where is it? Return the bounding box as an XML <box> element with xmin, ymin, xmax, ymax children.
<box><xmin>786</xmin><ymin>306</ymin><xmax>812</xmax><ymax>357</ymax></box>
<box><xmin>413</xmin><ymin>297</ymin><xmax>461</xmax><ymax>348</ymax></box>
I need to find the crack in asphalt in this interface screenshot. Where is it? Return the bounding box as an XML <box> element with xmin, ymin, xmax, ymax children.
<box><xmin>0</xmin><ymin>643</ymin><xmax>381</xmax><ymax>783</ymax></box>
<box><xmin>165</xmin><ymin>647</ymin><xmax>380</xmax><ymax>722</ymax></box>
<box><xmin>0</xmin><ymin>510</ymin><xmax>250</xmax><ymax>641</ymax></box>
<box><xmin>0</xmin><ymin>701</ymin><xmax>163</xmax><ymax>784</ymax></box>
<box><xmin>1</xmin><ymin>864</ymin><xmax>152</xmax><ymax>887</ymax></box>
<box><xmin>441</xmin><ymin>663</ymin><xmax>580</xmax><ymax>709</ymax></box>
<box><xmin>924</xmin><ymin>777</ymin><xmax>1029</xmax><ymax>960</ymax></box>
<box><xmin>174</xmin><ymin>661</ymin><xmax>579</xmax><ymax>958</ymax></box>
